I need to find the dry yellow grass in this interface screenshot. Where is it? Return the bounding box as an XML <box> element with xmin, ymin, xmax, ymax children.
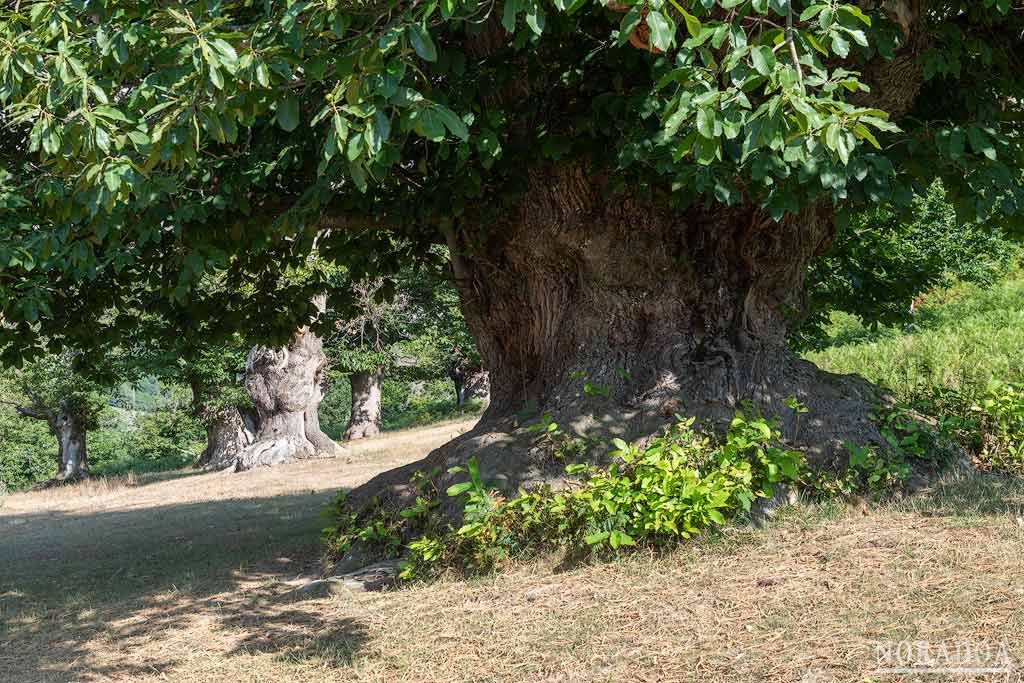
<box><xmin>2</xmin><ymin>420</ymin><xmax>1023</xmax><ymax>683</ymax></box>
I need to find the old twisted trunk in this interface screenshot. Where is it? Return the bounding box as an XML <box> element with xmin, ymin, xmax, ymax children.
<box><xmin>51</xmin><ymin>408</ymin><xmax>88</xmax><ymax>482</ymax></box>
<box><xmin>17</xmin><ymin>401</ymin><xmax>89</xmax><ymax>485</ymax></box>
<box><xmin>235</xmin><ymin>323</ymin><xmax>341</xmax><ymax>470</ymax></box>
<box><xmin>192</xmin><ymin>387</ymin><xmax>258</xmax><ymax>471</ymax></box>
<box><xmin>348</xmin><ymin>166</ymin><xmax>886</xmax><ymax>513</ymax></box>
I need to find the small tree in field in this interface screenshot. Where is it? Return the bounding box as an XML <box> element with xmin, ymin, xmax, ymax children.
<box><xmin>0</xmin><ymin>353</ymin><xmax>112</xmax><ymax>483</ymax></box>
<box><xmin>1</xmin><ymin>1</ymin><xmax>1023</xmax><ymax>509</ymax></box>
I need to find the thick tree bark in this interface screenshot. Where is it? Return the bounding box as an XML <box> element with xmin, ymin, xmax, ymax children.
<box><xmin>348</xmin><ymin>165</ymin><xmax>888</xmax><ymax>519</ymax></box>
<box><xmin>235</xmin><ymin>320</ymin><xmax>341</xmax><ymax>470</ymax></box>
<box><xmin>345</xmin><ymin>367</ymin><xmax>383</xmax><ymax>440</ymax></box>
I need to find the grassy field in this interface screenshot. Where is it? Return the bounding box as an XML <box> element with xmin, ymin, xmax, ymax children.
<box><xmin>3</xmin><ymin>426</ymin><xmax>1024</xmax><ymax>682</ymax></box>
<box><xmin>807</xmin><ymin>272</ymin><xmax>1024</xmax><ymax>403</ymax></box>
<box><xmin>3</xmin><ymin>277</ymin><xmax>1024</xmax><ymax>682</ymax></box>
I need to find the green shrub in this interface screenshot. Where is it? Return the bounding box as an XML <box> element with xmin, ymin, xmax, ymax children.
<box><xmin>967</xmin><ymin>382</ymin><xmax>1024</xmax><ymax>475</ymax></box>
<box><xmin>90</xmin><ymin>407</ymin><xmax>204</xmax><ymax>477</ymax></box>
<box><xmin>0</xmin><ymin>410</ymin><xmax>57</xmax><ymax>490</ymax></box>
<box><xmin>324</xmin><ymin>411</ymin><xmax>806</xmax><ymax>581</ymax></box>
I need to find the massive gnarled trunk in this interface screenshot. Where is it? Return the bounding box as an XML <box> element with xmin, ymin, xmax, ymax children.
<box><xmin>234</xmin><ymin>316</ymin><xmax>341</xmax><ymax>470</ymax></box>
<box><xmin>344</xmin><ymin>367</ymin><xmax>383</xmax><ymax>440</ymax></box>
<box><xmin>349</xmin><ymin>166</ymin><xmax>886</xmax><ymax>513</ymax></box>
<box><xmin>449</xmin><ymin>363</ymin><xmax>490</xmax><ymax>409</ymax></box>
<box><xmin>346</xmin><ymin>4</ymin><xmax>927</xmax><ymax>517</ymax></box>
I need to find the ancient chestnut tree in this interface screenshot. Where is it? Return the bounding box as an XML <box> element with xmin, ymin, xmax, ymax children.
<box><xmin>1</xmin><ymin>0</ymin><xmax>1023</xmax><ymax>503</ymax></box>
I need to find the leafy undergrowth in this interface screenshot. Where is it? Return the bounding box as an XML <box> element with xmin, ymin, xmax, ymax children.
<box><xmin>323</xmin><ymin>405</ymin><xmax>965</xmax><ymax>582</ymax></box>
<box><xmin>325</xmin><ymin>413</ymin><xmax>806</xmax><ymax>579</ymax></box>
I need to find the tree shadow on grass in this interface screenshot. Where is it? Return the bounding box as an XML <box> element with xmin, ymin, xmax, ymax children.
<box><xmin>0</xmin><ymin>487</ymin><xmax>370</xmax><ymax>682</ymax></box>
<box><xmin>893</xmin><ymin>468</ymin><xmax>1024</xmax><ymax>518</ymax></box>
<box><xmin>222</xmin><ymin>607</ymin><xmax>368</xmax><ymax>666</ymax></box>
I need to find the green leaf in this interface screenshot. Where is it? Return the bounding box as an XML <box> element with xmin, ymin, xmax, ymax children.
<box><xmin>408</xmin><ymin>24</ymin><xmax>438</xmax><ymax>62</ymax></box>
<box><xmin>967</xmin><ymin>127</ymin><xmax>997</xmax><ymax>160</ymax></box>
<box><xmin>799</xmin><ymin>4</ymin><xmax>826</xmax><ymax>21</ymax></box>
<box><xmin>609</xmin><ymin>530</ymin><xmax>635</xmax><ymax>548</ymax></box>
<box><xmin>434</xmin><ymin>105</ymin><xmax>469</xmax><ymax>141</ymax></box>
<box><xmin>276</xmin><ymin>97</ymin><xmax>300</xmax><ymax>132</ymax></box>
<box><xmin>696</xmin><ymin>107</ymin><xmax>716</xmax><ymax>139</ymax></box>
<box><xmin>838</xmin><ymin>4</ymin><xmax>871</xmax><ymax>26</ymax></box>
<box><xmin>750</xmin><ymin>45</ymin><xmax>775</xmax><ymax>76</ymax></box>
<box><xmin>830</xmin><ymin>33</ymin><xmax>850</xmax><ymax>58</ymax></box>
<box><xmin>94</xmin><ymin>105</ymin><xmax>131</xmax><ymax>123</ymax></box>
<box><xmin>584</xmin><ymin>531</ymin><xmax>609</xmax><ymax>546</ymax></box>
<box><xmin>94</xmin><ymin>126</ymin><xmax>111</xmax><ymax>153</ymax></box>
<box><xmin>674</xmin><ymin>5</ymin><xmax>701</xmax><ymax>38</ymax></box>
<box><xmin>645</xmin><ymin>11</ymin><xmax>674</xmax><ymax>53</ymax></box>
<box><xmin>853</xmin><ymin>123</ymin><xmax>880</xmax><ymax>149</ymax></box>
<box><xmin>502</xmin><ymin>0</ymin><xmax>520</xmax><ymax>33</ymax></box>
<box><xmin>212</xmin><ymin>38</ymin><xmax>239</xmax><ymax>69</ymax></box>
<box><xmin>446</xmin><ymin>481</ymin><xmax>473</xmax><ymax>497</ymax></box>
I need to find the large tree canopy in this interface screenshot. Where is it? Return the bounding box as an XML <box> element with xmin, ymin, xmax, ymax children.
<box><xmin>3</xmin><ymin>1</ymin><xmax>1024</xmax><ymax>509</ymax></box>
<box><xmin>1</xmin><ymin>0</ymin><xmax>1022</xmax><ymax>357</ymax></box>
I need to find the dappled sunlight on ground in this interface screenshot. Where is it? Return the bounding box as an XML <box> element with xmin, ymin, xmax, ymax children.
<box><xmin>2</xmin><ymin>419</ymin><xmax>1023</xmax><ymax>683</ymax></box>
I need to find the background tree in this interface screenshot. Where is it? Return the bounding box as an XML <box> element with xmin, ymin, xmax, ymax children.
<box><xmin>0</xmin><ymin>352</ymin><xmax>113</xmax><ymax>483</ymax></box>
<box><xmin>236</xmin><ymin>294</ymin><xmax>342</xmax><ymax>468</ymax></box>
<box><xmin>185</xmin><ymin>342</ymin><xmax>257</xmax><ymax>470</ymax></box>
<box><xmin>2</xmin><ymin>1</ymin><xmax>1023</xmax><ymax>514</ymax></box>
<box><xmin>328</xmin><ymin>278</ymin><xmax>412</xmax><ymax>440</ymax></box>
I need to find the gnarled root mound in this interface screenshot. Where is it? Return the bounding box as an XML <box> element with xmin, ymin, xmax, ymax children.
<box><xmin>344</xmin><ymin>356</ymin><xmax>889</xmax><ymax>527</ymax></box>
